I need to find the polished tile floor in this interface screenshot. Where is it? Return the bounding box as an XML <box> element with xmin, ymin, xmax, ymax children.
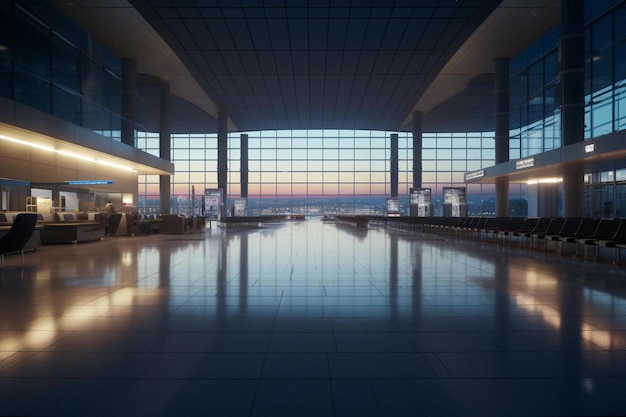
<box><xmin>1</xmin><ymin>219</ymin><xmax>626</xmax><ymax>416</ymax></box>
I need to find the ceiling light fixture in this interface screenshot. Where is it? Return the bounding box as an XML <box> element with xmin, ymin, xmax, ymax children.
<box><xmin>527</xmin><ymin>177</ymin><xmax>562</xmax><ymax>185</ymax></box>
<box><xmin>0</xmin><ymin>133</ymin><xmax>136</xmax><ymax>172</ymax></box>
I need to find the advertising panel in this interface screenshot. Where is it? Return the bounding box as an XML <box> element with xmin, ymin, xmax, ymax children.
<box><xmin>204</xmin><ymin>188</ymin><xmax>223</xmax><ymax>220</ymax></box>
<box><xmin>409</xmin><ymin>187</ymin><xmax>431</xmax><ymax>204</ymax></box>
<box><xmin>233</xmin><ymin>198</ymin><xmax>247</xmax><ymax>217</ymax></box>
<box><xmin>386</xmin><ymin>198</ymin><xmax>400</xmax><ymax>217</ymax></box>
<box><xmin>443</xmin><ymin>187</ymin><xmax>466</xmax><ymax>203</ymax></box>
<box><xmin>443</xmin><ymin>187</ymin><xmax>467</xmax><ymax>217</ymax></box>
<box><xmin>409</xmin><ymin>187</ymin><xmax>432</xmax><ymax>217</ymax></box>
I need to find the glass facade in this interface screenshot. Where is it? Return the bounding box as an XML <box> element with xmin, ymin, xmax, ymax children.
<box><xmin>421</xmin><ymin>132</ymin><xmax>502</xmax><ymax>216</ymax></box>
<box><xmin>510</xmin><ymin>1</ymin><xmax>626</xmax><ymax>158</ymax></box>
<box><xmin>0</xmin><ymin>1</ymin><xmax>123</xmax><ymax>140</ymax></box>
<box><xmin>509</xmin><ymin>1</ymin><xmax>626</xmax><ymax>217</ymax></box>
<box><xmin>509</xmin><ymin>27</ymin><xmax>561</xmax><ymax>159</ymax></box>
<box><xmin>138</xmin><ymin>129</ymin><xmax>505</xmax><ymax>217</ymax></box>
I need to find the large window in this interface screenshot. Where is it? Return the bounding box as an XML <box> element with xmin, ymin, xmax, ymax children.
<box><xmin>138</xmin><ymin>129</ymin><xmax>499</xmax><ymax>217</ymax></box>
<box><xmin>510</xmin><ymin>1</ymin><xmax>626</xmax><ymax>158</ymax></box>
<box><xmin>0</xmin><ymin>1</ymin><xmax>122</xmax><ymax>140</ymax></box>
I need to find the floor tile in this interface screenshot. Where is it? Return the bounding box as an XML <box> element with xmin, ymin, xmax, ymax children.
<box><xmin>406</xmin><ymin>331</ymin><xmax>500</xmax><ymax>352</ymax></box>
<box><xmin>44</xmin><ymin>331</ymin><xmax>164</xmax><ymax>352</ymax></box>
<box><xmin>273</xmin><ymin>317</ymin><xmax>333</xmax><ymax>332</ymax></box>
<box><xmin>151</xmin><ymin>332</ymin><xmax>219</xmax><ymax>352</ymax></box>
<box><xmin>107</xmin><ymin>379</ymin><xmax>257</xmax><ymax>417</ymax></box>
<box><xmin>1</xmin><ymin>221</ymin><xmax>626</xmax><ymax>416</ymax></box>
<box><xmin>0</xmin><ymin>378</ymin><xmax>67</xmax><ymax>416</ymax></box>
<box><xmin>30</xmin><ymin>379</ymin><xmax>133</xmax><ymax>417</ymax></box>
<box><xmin>212</xmin><ymin>332</ymin><xmax>271</xmax><ymax>352</ymax></box>
<box><xmin>335</xmin><ymin>332</ymin><xmax>414</xmax><ymax>352</ymax></box>
<box><xmin>261</xmin><ymin>353</ymin><xmax>329</xmax><ymax>378</ymax></box>
<box><xmin>269</xmin><ymin>332</ymin><xmax>336</xmax><ymax>352</ymax></box>
<box><xmin>328</xmin><ymin>352</ymin><xmax>437</xmax><ymax>378</ymax></box>
<box><xmin>409</xmin><ymin>378</ymin><xmax>613</xmax><ymax>417</ymax></box>
<box><xmin>250</xmin><ymin>380</ymin><xmax>333</xmax><ymax>417</ymax></box>
<box><xmin>331</xmin><ymin>379</ymin><xmax>379</xmax><ymax>417</ymax></box>
<box><xmin>141</xmin><ymin>352</ymin><xmax>265</xmax><ymax>378</ymax></box>
<box><xmin>436</xmin><ymin>351</ymin><xmax>588</xmax><ymax>378</ymax></box>
<box><xmin>0</xmin><ymin>351</ymin><xmax>157</xmax><ymax>378</ymax></box>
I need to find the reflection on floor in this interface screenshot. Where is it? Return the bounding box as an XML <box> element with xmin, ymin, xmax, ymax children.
<box><xmin>1</xmin><ymin>220</ymin><xmax>626</xmax><ymax>416</ymax></box>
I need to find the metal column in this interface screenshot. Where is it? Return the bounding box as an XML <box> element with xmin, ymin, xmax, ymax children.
<box><xmin>560</xmin><ymin>0</ymin><xmax>585</xmax><ymax>217</ymax></box>
<box><xmin>121</xmin><ymin>58</ymin><xmax>137</xmax><ymax>147</ymax></box>
<box><xmin>495</xmin><ymin>57</ymin><xmax>510</xmax><ymax>217</ymax></box>
<box><xmin>159</xmin><ymin>81</ymin><xmax>171</xmax><ymax>215</ymax></box>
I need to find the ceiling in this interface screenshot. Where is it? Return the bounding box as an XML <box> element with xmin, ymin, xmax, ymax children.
<box><xmin>51</xmin><ymin>0</ymin><xmax>560</xmax><ymax>134</ymax></box>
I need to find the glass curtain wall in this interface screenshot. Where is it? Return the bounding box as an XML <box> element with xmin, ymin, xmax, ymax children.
<box><xmin>509</xmin><ymin>1</ymin><xmax>626</xmax><ymax>217</ymax></box>
<box><xmin>0</xmin><ymin>1</ymin><xmax>123</xmax><ymax>140</ymax></box>
<box><xmin>243</xmin><ymin>129</ymin><xmax>405</xmax><ymax>216</ymax></box>
<box><xmin>138</xmin><ymin>129</ymin><xmax>501</xmax><ymax>217</ymax></box>
<box><xmin>421</xmin><ymin>132</ymin><xmax>499</xmax><ymax>216</ymax></box>
<box><xmin>510</xmin><ymin>1</ymin><xmax>626</xmax><ymax>158</ymax></box>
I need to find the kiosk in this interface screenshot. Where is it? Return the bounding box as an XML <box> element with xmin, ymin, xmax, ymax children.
<box><xmin>409</xmin><ymin>188</ymin><xmax>432</xmax><ymax>217</ymax></box>
<box><xmin>443</xmin><ymin>187</ymin><xmax>467</xmax><ymax>217</ymax></box>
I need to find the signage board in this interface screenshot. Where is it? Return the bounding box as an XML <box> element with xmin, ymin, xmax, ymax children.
<box><xmin>516</xmin><ymin>158</ymin><xmax>535</xmax><ymax>170</ymax></box>
<box><xmin>584</xmin><ymin>143</ymin><xmax>596</xmax><ymax>153</ymax></box>
<box><xmin>386</xmin><ymin>198</ymin><xmax>400</xmax><ymax>217</ymax></box>
<box><xmin>233</xmin><ymin>198</ymin><xmax>247</xmax><ymax>217</ymax></box>
<box><xmin>409</xmin><ymin>187</ymin><xmax>431</xmax><ymax>204</ymax></box>
<box><xmin>443</xmin><ymin>187</ymin><xmax>466</xmax><ymax>204</ymax></box>
<box><xmin>204</xmin><ymin>188</ymin><xmax>223</xmax><ymax>219</ymax></box>
<box><xmin>464</xmin><ymin>170</ymin><xmax>484</xmax><ymax>181</ymax></box>
<box><xmin>67</xmin><ymin>180</ymin><xmax>114</xmax><ymax>185</ymax></box>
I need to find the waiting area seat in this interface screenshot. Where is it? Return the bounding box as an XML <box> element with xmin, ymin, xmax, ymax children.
<box><xmin>133</xmin><ymin>214</ymin><xmax>162</xmax><ymax>235</ymax></box>
<box><xmin>40</xmin><ymin>212</ymin><xmax>107</xmax><ymax>244</ymax></box>
<box><xmin>382</xmin><ymin>215</ymin><xmax>626</xmax><ymax>264</ymax></box>
<box><xmin>160</xmin><ymin>214</ymin><xmax>186</xmax><ymax>234</ymax></box>
<box><xmin>0</xmin><ymin>212</ymin><xmax>38</xmax><ymax>267</ymax></box>
<box><xmin>0</xmin><ymin>212</ymin><xmax>42</xmax><ymax>251</ymax></box>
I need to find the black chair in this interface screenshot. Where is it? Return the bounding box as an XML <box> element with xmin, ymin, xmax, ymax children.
<box><xmin>0</xmin><ymin>213</ymin><xmax>38</xmax><ymax>267</ymax></box>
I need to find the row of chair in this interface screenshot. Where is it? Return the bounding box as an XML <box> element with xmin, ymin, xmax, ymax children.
<box><xmin>387</xmin><ymin>216</ymin><xmax>626</xmax><ymax>262</ymax></box>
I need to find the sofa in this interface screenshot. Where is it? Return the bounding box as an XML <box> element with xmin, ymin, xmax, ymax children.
<box><xmin>160</xmin><ymin>214</ymin><xmax>186</xmax><ymax>234</ymax></box>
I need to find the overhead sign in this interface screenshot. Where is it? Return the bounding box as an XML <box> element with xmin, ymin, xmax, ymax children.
<box><xmin>67</xmin><ymin>180</ymin><xmax>114</xmax><ymax>185</ymax></box>
<box><xmin>584</xmin><ymin>143</ymin><xmax>596</xmax><ymax>153</ymax></box>
<box><xmin>516</xmin><ymin>158</ymin><xmax>535</xmax><ymax>170</ymax></box>
<box><xmin>464</xmin><ymin>170</ymin><xmax>485</xmax><ymax>181</ymax></box>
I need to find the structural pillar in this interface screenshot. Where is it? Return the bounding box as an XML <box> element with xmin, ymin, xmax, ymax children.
<box><xmin>121</xmin><ymin>58</ymin><xmax>137</xmax><ymax>147</ymax></box>
<box><xmin>217</xmin><ymin>112</ymin><xmax>228</xmax><ymax>219</ymax></box>
<box><xmin>537</xmin><ymin>184</ymin><xmax>559</xmax><ymax>217</ymax></box>
<box><xmin>412</xmin><ymin>112</ymin><xmax>422</xmax><ymax>188</ymax></box>
<box><xmin>495</xmin><ymin>57</ymin><xmax>510</xmax><ymax>217</ymax></box>
<box><xmin>560</xmin><ymin>0</ymin><xmax>585</xmax><ymax>217</ymax></box>
<box><xmin>526</xmin><ymin>184</ymin><xmax>558</xmax><ymax>217</ymax></box>
<box><xmin>159</xmin><ymin>81</ymin><xmax>171</xmax><ymax>215</ymax></box>
<box><xmin>390</xmin><ymin>133</ymin><xmax>398</xmax><ymax>198</ymax></box>
<box><xmin>562</xmin><ymin>170</ymin><xmax>584</xmax><ymax>217</ymax></box>
<box><xmin>240</xmin><ymin>133</ymin><xmax>248</xmax><ymax>199</ymax></box>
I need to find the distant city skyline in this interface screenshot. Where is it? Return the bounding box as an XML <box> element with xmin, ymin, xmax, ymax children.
<box><xmin>139</xmin><ymin>194</ymin><xmax>528</xmax><ymax>218</ymax></box>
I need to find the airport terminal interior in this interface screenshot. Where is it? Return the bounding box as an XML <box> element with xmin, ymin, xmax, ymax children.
<box><xmin>2</xmin><ymin>0</ymin><xmax>626</xmax><ymax>416</ymax></box>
